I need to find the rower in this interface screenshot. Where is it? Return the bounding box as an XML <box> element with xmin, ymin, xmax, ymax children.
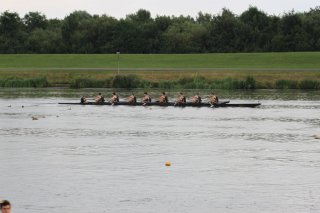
<box><xmin>209</xmin><ymin>92</ymin><xmax>219</xmax><ymax>106</ymax></box>
<box><xmin>141</xmin><ymin>92</ymin><xmax>151</xmax><ymax>105</ymax></box>
<box><xmin>191</xmin><ymin>93</ymin><xmax>201</xmax><ymax>104</ymax></box>
<box><xmin>127</xmin><ymin>93</ymin><xmax>137</xmax><ymax>103</ymax></box>
<box><xmin>110</xmin><ymin>92</ymin><xmax>119</xmax><ymax>104</ymax></box>
<box><xmin>95</xmin><ymin>93</ymin><xmax>105</xmax><ymax>103</ymax></box>
<box><xmin>80</xmin><ymin>96</ymin><xmax>88</xmax><ymax>104</ymax></box>
<box><xmin>175</xmin><ymin>92</ymin><xmax>186</xmax><ymax>105</ymax></box>
<box><xmin>159</xmin><ymin>92</ymin><xmax>168</xmax><ymax>103</ymax></box>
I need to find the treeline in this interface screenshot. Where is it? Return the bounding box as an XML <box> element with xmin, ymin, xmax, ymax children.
<box><xmin>1</xmin><ymin>7</ymin><xmax>320</xmax><ymax>53</ymax></box>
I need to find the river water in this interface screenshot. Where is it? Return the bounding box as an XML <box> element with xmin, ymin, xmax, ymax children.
<box><xmin>0</xmin><ymin>89</ymin><xmax>320</xmax><ymax>213</ymax></box>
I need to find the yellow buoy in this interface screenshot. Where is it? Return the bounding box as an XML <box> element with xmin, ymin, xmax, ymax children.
<box><xmin>165</xmin><ymin>161</ymin><xmax>171</xmax><ymax>167</ymax></box>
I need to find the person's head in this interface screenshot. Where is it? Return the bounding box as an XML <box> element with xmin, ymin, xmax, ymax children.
<box><xmin>99</xmin><ymin>93</ymin><xmax>101</xmax><ymax>95</ymax></box>
<box><xmin>179</xmin><ymin>92</ymin><xmax>183</xmax><ymax>95</ymax></box>
<box><xmin>144</xmin><ymin>92</ymin><xmax>147</xmax><ymax>95</ymax></box>
<box><xmin>1</xmin><ymin>200</ymin><xmax>11</xmax><ymax>213</ymax></box>
<box><xmin>162</xmin><ymin>92</ymin><xmax>166</xmax><ymax>95</ymax></box>
<box><xmin>112</xmin><ymin>92</ymin><xmax>116</xmax><ymax>95</ymax></box>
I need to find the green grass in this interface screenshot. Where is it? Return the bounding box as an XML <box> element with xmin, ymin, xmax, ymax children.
<box><xmin>0</xmin><ymin>53</ymin><xmax>320</xmax><ymax>89</ymax></box>
<box><xmin>0</xmin><ymin>52</ymin><xmax>320</xmax><ymax>69</ymax></box>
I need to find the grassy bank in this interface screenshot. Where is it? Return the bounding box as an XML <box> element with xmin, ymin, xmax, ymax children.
<box><xmin>1</xmin><ymin>52</ymin><xmax>320</xmax><ymax>69</ymax></box>
<box><xmin>69</xmin><ymin>75</ymin><xmax>320</xmax><ymax>90</ymax></box>
<box><xmin>0</xmin><ymin>69</ymin><xmax>319</xmax><ymax>87</ymax></box>
<box><xmin>0</xmin><ymin>53</ymin><xmax>319</xmax><ymax>89</ymax></box>
<box><xmin>1</xmin><ymin>75</ymin><xmax>319</xmax><ymax>90</ymax></box>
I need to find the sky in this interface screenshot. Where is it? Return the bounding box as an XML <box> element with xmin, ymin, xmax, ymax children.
<box><xmin>1</xmin><ymin>0</ymin><xmax>319</xmax><ymax>19</ymax></box>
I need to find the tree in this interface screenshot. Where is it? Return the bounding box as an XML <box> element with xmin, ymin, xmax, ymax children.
<box><xmin>0</xmin><ymin>11</ymin><xmax>27</xmax><ymax>53</ymax></box>
<box><xmin>23</xmin><ymin>12</ymin><xmax>48</xmax><ymax>32</ymax></box>
<box><xmin>239</xmin><ymin>7</ymin><xmax>272</xmax><ymax>51</ymax></box>
<box><xmin>301</xmin><ymin>7</ymin><xmax>320</xmax><ymax>50</ymax></box>
<box><xmin>272</xmin><ymin>11</ymin><xmax>309</xmax><ymax>51</ymax></box>
<box><xmin>1</xmin><ymin>7</ymin><xmax>320</xmax><ymax>53</ymax></box>
<box><xmin>126</xmin><ymin>9</ymin><xmax>151</xmax><ymax>23</ymax></box>
<box><xmin>62</xmin><ymin>11</ymin><xmax>93</xmax><ymax>53</ymax></box>
<box><xmin>25</xmin><ymin>28</ymin><xmax>65</xmax><ymax>53</ymax></box>
<box><xmin>88</xmin><ymin>15</ymin><xmax>118</xmax><ymax>53</ymax></box>
<box><xmin>161</xmin><ymin>20</ymin><xmax>206</xmax><ymax>53</ymax></box>
<box><xmin>113</xmin><ymin>9</ymin><xmax>157</xmax><ymax>53</ymax></box>
<box><xmin>207</xmin><ymin>9</ymin><xmax>242</xmax><ymax>52</ymax></box>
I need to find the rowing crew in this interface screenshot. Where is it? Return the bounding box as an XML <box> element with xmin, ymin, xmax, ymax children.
<box><xmin>81</xmin><ymin>92</ymin><xmax>219</xmax><ymax>105</ymax></box>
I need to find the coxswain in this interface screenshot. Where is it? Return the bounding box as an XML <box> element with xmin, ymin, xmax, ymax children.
<box><xmin>191</xmin><ymin>93</ymin><xmax>201</xmax><ymax>104</ymax></box>
<box><xmin>80</xmin><ymin>96</ymin><xmax>88</xmax><ymax>104</ymax></box>
<box><xmin>141</xmin><ymin>92</ymin><xmax>151</xmax><ymax>105</ymax></box>
<box><xmin>95</xmin><ymin>93</ymin><xmax>105</xmax><ymax>103</ymax></box>
<box><xmin>159</xmin><ymin>92</ymin><xmax>168</xmax><ymax>103</ymax></box>
<box><xmin>209</xmin><ymin>92</ymin><xmax>219</xmax><ymax>106</ymax></box>
<box><xmin>127</xmin><ymin>93</ymin><xmax>137</xmax><ymax>103</ymax></box>
<box><xmin>110</xmin><ymin>92</ymin><xmax>119</xmax><ymax>104</ymax></box>
<box><xmin>175</xmin><ymin>92</ymin><xmax>186</xmax><ymax>105</ymax></box>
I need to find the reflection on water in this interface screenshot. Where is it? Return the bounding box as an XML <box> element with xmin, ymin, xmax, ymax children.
<box><xmin>0</xmin><ymin>89</ymin><xmax>320</xmax><ymax>213</ymax></box>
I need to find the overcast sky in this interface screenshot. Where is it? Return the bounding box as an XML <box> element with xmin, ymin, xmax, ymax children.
<box><xmin>1</xmin><ymin>0</ymin><xmax>319</xmax><ymax>19</ymax></box>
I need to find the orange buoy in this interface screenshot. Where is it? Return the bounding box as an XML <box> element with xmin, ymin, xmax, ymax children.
<box><xmin>165</xmin><ymin>161</ymin><xmax>171</xmax><ymax>167</ymax></box>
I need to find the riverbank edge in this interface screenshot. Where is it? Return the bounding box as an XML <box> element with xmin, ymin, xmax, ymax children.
<box><xmin>1</xmin><ymin>75</ymin><xmax>320</xmax><ymax>90</ymax></box>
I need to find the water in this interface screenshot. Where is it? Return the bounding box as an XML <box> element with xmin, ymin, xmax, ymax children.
<box><xmin>0</xmin><ymin>89</ymin><xmax>320</xmax><ymax>213</ymax></box>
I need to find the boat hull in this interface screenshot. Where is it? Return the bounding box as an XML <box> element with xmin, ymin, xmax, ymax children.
<box><xmin>58</xmin><ymin>101</ymin><xmax>261</xmax><ymax>108</ymax></box>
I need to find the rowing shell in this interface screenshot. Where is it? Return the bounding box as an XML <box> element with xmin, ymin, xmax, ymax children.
<box><xmin>58</xmin><ymin>101</ymin><xmax>261</xmax><ymax>108</ymax></box>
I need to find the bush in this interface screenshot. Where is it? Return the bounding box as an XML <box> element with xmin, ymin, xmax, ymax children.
<box><xmin>299</xmin><ymin>80</ymin><xmax>320</xmax><ymax>90</ymax></box>
<box><xmin>139</xmin><ymin>80</ymin><xmax>152</xmax><ymax>89</ymax></box>
<box><xmin>70</xmin><ymin>78</ymin><xmax>108</xmax><ymax>88</ymax></box>
<box><xmin>275</xmin><ymin>80</ymin><xmax>299</xmax><ymax>89</ymax></box>
<box><xmin>158</xmin><ymin>80</ymin><xmax>175</xmax><ymax>89</ymax></box>
<box><xmin>111</xmin><ymin>75</ymin><xmax>141</xmax><ymax>88</ymax></box>
<box><xmin>242</xmin><ymin>76</ymin><xmax>256</xmax><ymax>90</ymax></box>
<box><xmin>175</xmin><ymin>76</ymin><xmax>209</xmax><ymax>89</ymax></box>
<box><xmin>209</xmin><ymin>77</ymin><xmax>256</xmax><ymax>90</ymax></box>
<box><xmin>0</xmin><ymin>77</ymin><xmax>49</xmax><ymax>88</ymax></box>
